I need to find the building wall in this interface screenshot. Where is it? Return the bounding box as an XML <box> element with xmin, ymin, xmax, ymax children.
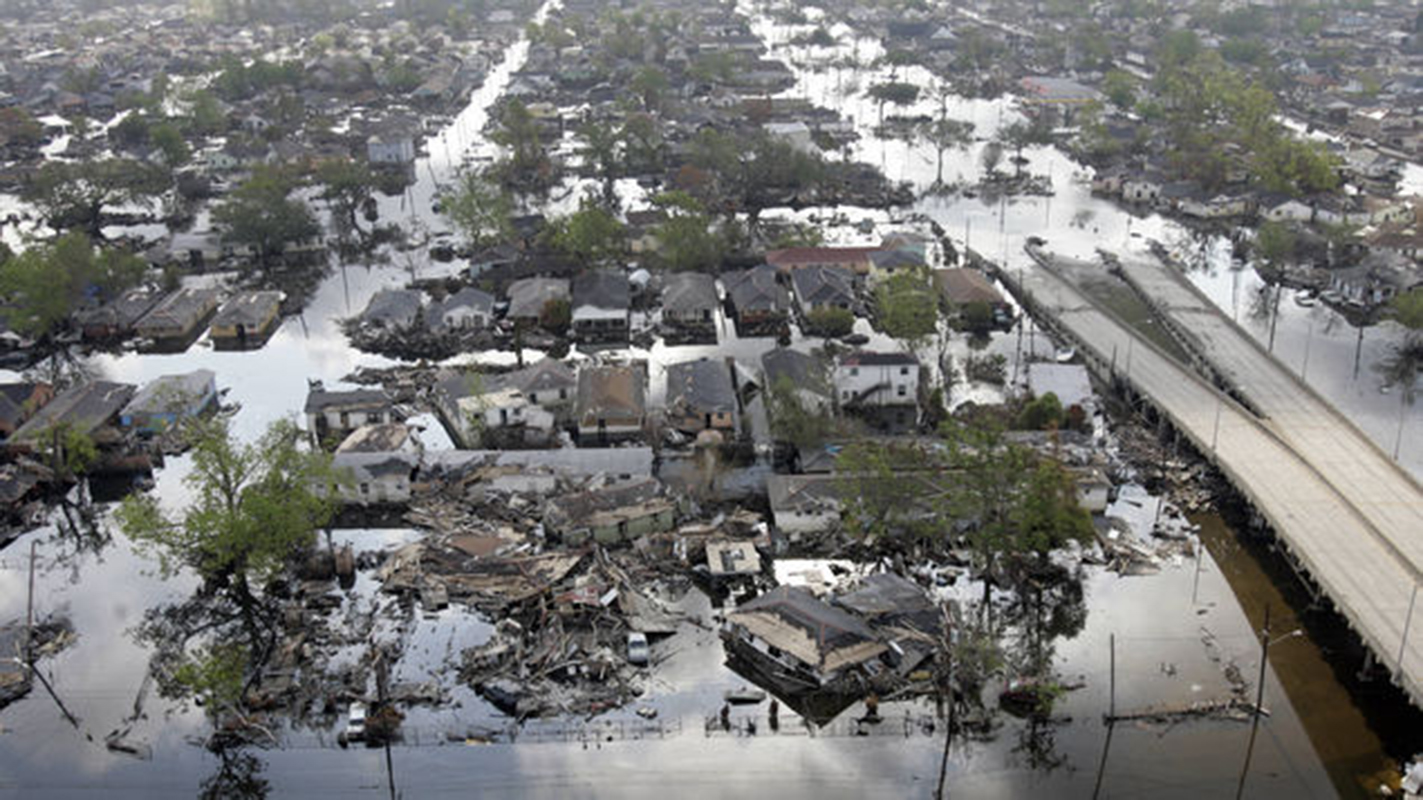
<box><xmin>835</xmin><ymin>362</ymin><xmax>919</xmax><ymax>406</ymax></box>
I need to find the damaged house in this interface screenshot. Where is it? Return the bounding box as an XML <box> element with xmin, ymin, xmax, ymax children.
<box><xmin>834</xmin><ymin>351</ymin><xmax>921</xmax><ymax>433</ymax></box>
<box><xmin>304</xmin><ymin>384</ymin><xmax>395</xmax><ymax>445</ymax></box>
<box><xmin>434</xmin><ymin>359</ymin><xmax>575</xmax><ymax>448</ymax></box>
<box><xmin>575</xmin><ymin>364</ymin><xmax>646</xmax><ymax>445</ymax></box>
<box><xmin>331</xmin><ymin>423</ymin><xmax>421</xmax><ymax>505</ymax></box>
<box><xmin>544</xmin><ymin>477</ymin><xmax>677</xmax><ymax>545</ymax></box>
<box><xmin>721</xmin><ymin>585</ymin><xmax>888</xmax><ymax>693</ymax></box>
<box><xmin>665</xmin><ymin>358</ymin><xmax>739</xmax><ymax>435</ymax></box>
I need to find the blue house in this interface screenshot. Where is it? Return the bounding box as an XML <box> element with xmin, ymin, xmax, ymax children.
<box><xmin>119</xmin><ymin>370</ymin><xmax>218</xmax><ymax>434</ymax></box>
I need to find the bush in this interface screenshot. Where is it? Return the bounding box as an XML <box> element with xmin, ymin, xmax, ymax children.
<box><xmin>805</xmin><ymin>307</ymin><xmax>855</xmax><ymax>338</ymax></box>
<box><xmin>1018</xmin><ymin>392</ymin><xmax>1064</xmax><ymax>431</ymax></box>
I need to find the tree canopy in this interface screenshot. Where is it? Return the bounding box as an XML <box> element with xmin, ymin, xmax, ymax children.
<box><xmin>23</xmin><ymin>158</ymin><xmax>170</xmax><ymax>237</ymax></box>
<box><xmin>0</xmin><ymin>231</ymin><xmax>146</xmax><ymax>338</ymax></box>
<box><xmin>440</xmin><ymin>170</ymin><xmax>513</xmax><ymax>249</ymax></box>
<box><xmin>212</xmin><ymin>166</ymin><xmax>320</xmax><ymax>271</ymax></box>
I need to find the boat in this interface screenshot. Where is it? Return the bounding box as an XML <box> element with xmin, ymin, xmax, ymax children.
<box><xmin>723</xmin><ymin>686</ymin><xmax>768</xmax><ymax>705</ymax></box>
<box><xmin>1054</xmin><ymin>346</ymin><xmax>1076</xmax><ymax>363</ymax></box>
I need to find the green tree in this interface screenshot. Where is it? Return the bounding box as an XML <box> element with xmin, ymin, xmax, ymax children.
<box><xmin>805</xmin><ymin>306</ymin><xmax>855</xmax><ymax>337</ymax></box>
<box><xmin>875</xmin><ymin>264</ymin><xmax>939</xmax><ymax>355</ymax></box>
<box><xmin>23</xmin><ymin>159</ymin><xmax>170</xmax><ymax>237</ymax></box>
<box><xmin>40</xmin><ymin>421</ymin><xmax>98</xmax><ymax>479</ymax></box>
<box><xmin>440</xmin><ymin>170</ymin><xmax>513</xmax><ymax>249</ymax></box>
<box><xmin>650</xmin><ymin>191</ymin><xmax>730</xmax><ymax>271</ymax></box>
<box><xmin>315</xmin><ymin>158</ymin><xmax>376</xmax><ymax>242</ymax></box>
<box><xmin>629</xmin><ymin>65</ymin><xmax>669</xmax><ymax>112</ymax></box>
<box><xmin>764</xmin><ymin>372</ymin><xmax>833</xmax><ymax>451</ymax></box>
<box><xmin>0</xmin><ymin>232</ymin><xmax>145</xmax><ymax>338</ymax></box>
<box><xmin>150</xmin><ymin>123</ymin><xmax>192</xmax><ymax>167</ymax></box>
<box><xmin>491</xmin><ymin>99</ymin><xmax>549</xmax><ymax>188</ymax></box>
<box><xmin>918</xmin><ymin>118</ymin><xmax>975</xmax><ymax>185</ymax></box>
<box><xmin>1391</xmin><ymin>287</ymin><xmax>1423</xmax><ymax>331</ymax></box>
<box><xmin>1018</xmin><ymin>392</ymin><xmax>1064</xmax><ymax>431</ymax></box>
<box><xmin>212</xmin><ymin>166</ymin><xmax>320</xmax><ymax>272</ymax></box>
<box><xmin>1101</xmin><ymin>69</ymin><xmax>1137</xmax><ymax>109</ymax></box>
<box><xmin>577</xmin><ymin>120</ymin><xmax>622</xmax><ymax>204</ymax></box>
<box><xmin>117</xmin><ymin>417</ymin><xmax>344</xmax><ymax>650</ymax></box>
<box><xmin>546</xmin><ymin>199</ymin><xmax>626</xmax><ymax>265</ymax></box>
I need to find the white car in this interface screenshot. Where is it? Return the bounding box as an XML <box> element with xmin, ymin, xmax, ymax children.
<box><xmin>346</xmin><ymin>702</ymin><xmax>367</xmax><ymax>742</ymax></box>
<box><xmin>626</xmin><ymin>632</ymin><xmax>649</xmax><ymax>666</ymax></box>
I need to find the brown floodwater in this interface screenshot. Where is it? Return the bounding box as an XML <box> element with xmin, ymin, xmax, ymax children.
<box><xmin>1196</xmin><ymin>511</ymin><xmax>1423</xmax><ymax>799</ymax></box>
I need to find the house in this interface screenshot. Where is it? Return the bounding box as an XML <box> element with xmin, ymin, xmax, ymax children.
<box><xmin>934</xmin><ymin>268</ymin><xmax>1011</xmax><ymax>327</ymax></box>
<box><xmin>575</xmin><ymin>364</ymin><xmax>646</xmax><ymax>444</ymax></box>
<box><xmin>1122</xmin><ymin>175</ymin><xmax>1162</xmax><ymax>204</ymax></box>
<box><xmin>74</xmin><ymin>286</ymin><xmax>164</xmax><ymax>341</ymax></box>
<box><xmin>134</xmin><ymin>287</ymin><xmax>221</xmax><ymax>346</ymax></box>
<box><xmin>361</xmin><ymin>289</ymin><xmax>423</xmax><ymax>330</ymax></box>
<box><xmin>119</xmin><ymin>370</ymin><xmax>218</xmax><ymax>434</ymax></box>
<box><xmin>789</xmin><ymin>264</ymin><xmax>857</xmax><ymax>314</ymax></box>
<box><xmin>572</xmin><ymin>270</ymin><xmax>630</xmax><ymax>343</ymax></box>
<box><xmin>545</xmin><ymin>478</ymin><xmax>676</xmax><ymax>545</ymax></box>
<box><xmin>835</xmin><ymin>351</ymin><xmax>920</xmax><ymax>431</ymax></box>
<box><xmin>434</xmin><ymin>360</ymin><xmax>575</xmax><ymax>447</ymax></box>
<box><xmin>761</xmin><ymin>348</ymin><xmax>832</xmax><ymax>413</ymax></box>
<box><xmin>766</xmin><ymin>246</ymin><xmax>880</xmax><ymax>276</ymax></box>
<box><xmin>9</xmin><ymin>381</ymin><xmax>136</xmax><ymax>449</ymax></box>
<box><xmin>723</xmin><ymin>264</ymin><xmax>790</xmax><ymax>335</ymax></box>
<box><xmin>766</xmin><ymin>473</ymin><xmax>843</xmax><ymax>535</ymax></box>
<box><xmin>1027</xmin><ymin>363</ymin><xmax>1095</xmax><ymax>413</ymax></box>
<box><xmin>304</xmin><ymin>384</ymin><xmax>395</xmax><ymax>444</ymax></box>
<box><xmin>665</xmin><ymin>358</ymin><xmax>738</xmax><ymax>434</ymax></box>
<box><xmin>762</xmin><ymin>121</ymin><xmax>814</xmax><ymax>153</ymax></box>
<box><xmin>0</xmin><ymin>382</ymin><xmax>53</xmax><ymax>439</ymax></box>
<box><xmin>210</xmin><ymin>290</ymin><xmax>283</xmax><ymax>349</ymax></box>
<box><xmin>468</xmin><ymin>243</ymin><xmax>520</xmax><ymax>277</ymax></box>
<box><xmin>1328</xmin><ymin>252</ymin><xmax>1421</xmax><ymax>307</ymax></box>
<box><xmin>1018</xmin><ymin>76</ymin><xmax>1103</xmax><ymax>106</ymax></box>
<box><xmin>336</xmin><ymin>423</ymin><xmax>420</xmax><ymax>456</ymax></box>
<box><xmin>721</xmin><ymin>585</ymin><xmax>888</xmax><ymax>688</ymax></box>
<box><xmin>1261</xmin><ymin>197</ymin><xmax>1315</xmax><ymax>223</ymax></box>
<box><xmin>332</xmin><ymin>451</ymin><xmax>419</xmax><ymax>505</ymax></box>
<box><xmin>868</xmin><ymin>248</ymin><xmax>924</xmax><ymax>282</ymax></box>
<box><xmin>427</xmin><ymin>287</ymin><xmax>494</xmax><ymax>332</ymax></box>
<box><xmin>505</xmin><ymin>276</ymin><xmax>570</xmax><ymax>324</ymax></box>
<box><xmin>660</xmin><ymin>272</ymin><xmax>719</xmax><ymax>338</ymax></box>
<box><xmin>367</xmin><ymin>130</ymin><xmax>416</xmax><ymax>165</ymax></box>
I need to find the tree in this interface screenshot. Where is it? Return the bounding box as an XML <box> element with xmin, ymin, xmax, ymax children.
<box><xmin>212</xmin><ymin>166</ymin><xmax>320</xmax><ymax>272</ymax></box>
<box><xmin>629</xmin><ymin>65</ymin><xmax>669</xmax><ymax>112</ymax></box>
<box><xmin>40</xmin><ymin>422</ymin><xmax>98</xmax><ymax>480</ymax></box>
<box><xmin>805</xmin><ymin>306</ymin><xmax>855</xmax><ymax>338</ymax></box>
<box><xmin>918</xmin><ymin>118</ymin><xmax>975</xmax><ymax>185</ymax></box>
<box><xmin>0</xmin><ymin>107</ymin><xmax>44</xmax><ymax>148</ymax></box>
<box><xmin>491</xmin><ymin>99</ymin><xmax>549</xmax><ymax>188</ymax></box>
<box><xmin>315</xmin><ymin>158</ymin><xmax>376</xmax><ymax>242</ymax></box>
<box><xmin>1101</xmin><ymin>69</ymin><xmax>1137</xmax><ymax>109</ymax></box>
<box><xmin>650</xmin><ymin>191</ymin><xmax>731</xmax><ymax>271</ymax></box>
<box><xmin>547</xmin><ymin>199</ymin><xmax>626</xmax><ymax>265</ymax></box>
<box><xmin>150</xmin><ymin>122</ymin><xmax>192</xmax><ymax>167</ymax></box>
<box><xmin>980</xmin><ymin>141</ymin><xmax>1004</xmax><ymax>179</ymax></box>
<box><xmin>1018</xmin><ymin>392</ymin><xmax>1064</xmax><ymax>431</ymax></box>
<box><xmin>875</xmin><ymin>264</ymin><xmax>940</xmax><ymax>355</ymax></box>
<box><xmin>765</xmin><ymin>373</ymin><xmax>834</xmax><ymax>451</ymax></box>
<box><xmin>0</xmin><ymin>231</ymin><xmax>145</xmax><ymax>338</ymax></box>
<box><xmin>117</xmin><ymin>417</ymin><xmax>344</xmax><ymax>652</ymax></box>
<box><xmin>23</xmin><ymin>158</ymin><xmax>170</xmax><ymax>237</ymax></box>
<box><xmin>440</xmin><ymin>170</ymin><xmax>513</xmax><ymax>249</ymax></box>
<box><xmin>539</xmin><ymin>297</ymin><xmax>571</xmax><ymax>334</ymax></box>
<box><xmin>577</xmin><ymin>120</ymin><xmax>622</xmax><ymax>204</ymax></box>
<box><xmin>1391</xmin><ymin>287</ymin><xmax>1423</xmax><ymax>331</ymax></box>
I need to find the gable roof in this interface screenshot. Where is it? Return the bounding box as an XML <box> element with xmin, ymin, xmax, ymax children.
<box><xmin>661</xmin><ymin>272</ymin><xmax>718</xmax><ymax>313</ymax></box>
<box><xmin>666</xmin><ymin>359</ymin><xmax>737</xmax><ymax>415</ymax></box>
<box><xmin>576</xmin><ymin>364</ymin><xmax>646</xmax><ymax>425</ymax></box>
<box><xmin>728</xmin><ymin>585</ymin><xmax>886</xmax><ymax>674</ymax></box>
<box><xmin>724</xmin><ymin>264</ymin><xmax>789</xmax><ymax>312</ymax></box>
<box><xmin>572</xmin><ymin>270</ymin><xmax>629</xmax><ymax>311</ymax></box>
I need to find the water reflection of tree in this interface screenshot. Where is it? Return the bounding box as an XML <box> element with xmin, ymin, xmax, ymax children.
<box><xmin>198</xmin><ymin>747</ymin><xmax>269</xmax><ymax>800</ymax></box>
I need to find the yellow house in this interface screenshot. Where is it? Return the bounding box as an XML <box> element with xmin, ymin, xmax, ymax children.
<box><xmin>210</xmin><ymin>290</ymin><xmax>284</xmax><ymax>348</ymax></box>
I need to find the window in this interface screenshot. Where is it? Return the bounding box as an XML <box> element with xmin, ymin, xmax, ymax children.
<box><xmin>899</xmin><ymin>367</ymin><xmax>909</xmax><ymax>375</ymax></box>
<box><xmin>360</xmin><ymin>483</ymin><xmax>370</xmax><ymax>495</ymax></box>
<box><xmin>559</xmin><ymin>388</ymin><xmax>567</xmax><ymax>400</ymax></box>
<box><xmin>897</xmin><ymin>385</ymin><xmax>907</xmax><ymax>397</ymax></box>
<box><xmin>528</xmin><ymin>393</ymin><xmax>538</xmax><ymax>404</ymax></box>
<box><xmin>849</xmin><ymin>367</ymin><xmax>859</xmax><ymax>376</ymax></box>
<box><xmin>842</xmin><ymin>390</ymin><xmax>850</xmax><ymax>400</ymax></box>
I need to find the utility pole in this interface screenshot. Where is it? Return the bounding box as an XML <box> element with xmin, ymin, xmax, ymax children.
<box><xmin>1236</xmin><ymin>604</ymin><xmax>1271</xmax><ymax>800</ymax></box>
<box><xmin>25</xmin><ymin>540</ymin><xmax>36</xmax><ymax>669</ymax></box>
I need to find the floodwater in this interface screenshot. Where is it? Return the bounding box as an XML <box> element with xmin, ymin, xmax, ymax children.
<box><xmin>0</xmin><ymin>0</ymin><xmax>1418</xmax><ymax>797</ymax></box>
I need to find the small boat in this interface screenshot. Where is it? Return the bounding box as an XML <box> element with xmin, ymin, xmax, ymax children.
<box><xmin>1294</xmin><ymin>291</ymin><xmax>1318</xmax><ymax>308</ymax></box>
<box><xmin>1054</xmin><ymin>346</ymin><xmax>1076</xmax><ymax>363</ymax></box>
<box><xmin>724</xmin><ymin>687</ymin><xmax>767</xmax><ymax>705</ymax></box>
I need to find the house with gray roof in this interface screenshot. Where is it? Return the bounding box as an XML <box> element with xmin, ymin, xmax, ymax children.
<box><xmin>660</xmin><ymin>272</ymin><xmax>718</xmax><ymax>342</ymax></box>
<box><xmin>723</xmin><ymin>264</ymin><xmax>790</xmax><ymax>335</ymax></box>
<box><xmin>304</xmin><ymin>383</ymin><xmax>395</xmax><ymax>445</ymax></box>
<box><xmin>572</xmin><ymin>270</ymin><xmax>630</xmax><ymax>343</ymax></box>
<box><xmin>135</xmin><ymin>287</ymin><xmax>221</xmax><ymax>348</ymax></box>
<box><xmin>665</xmin><ymin>358</ymin><xmax>738</xmax><ymax>434</ymax></box>
<box><xmin>119</xmin><ymin>370</ymin><xmax>217</xmax><ymax>434</ymax></box>
<box><xmin>505</xmin><ymin>276</ymin><xmax>570</xmax><ymax>323</ymax></box>
<box><xmin>427</xmin><ymin>287</ymin><xmax>495</xmax><ymax>332</ymax></box>
<box><xmin>9</xmin><ymin>381</ymin><xmax>136</xmax><ymax>449</ymax></box>
<box><xmin>790</xmin><ymin>265</ymin><xmax>857</xmax><ymax>315</ymax></box>
<box><xmin>575</xmin><ymin>364</ymin><xmax>646</xmax><ymax>444</ymax></box>
<box><xmin>360</xmin><ymin>289</ymin><xmax>423</xmax><ymax>330</ymax></box>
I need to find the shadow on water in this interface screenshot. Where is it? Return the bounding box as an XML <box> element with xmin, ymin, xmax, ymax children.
<box><xmin>1196</xmin><ymin>507</ymin><xmax>1423</xmax><ymax>799</ymax></box>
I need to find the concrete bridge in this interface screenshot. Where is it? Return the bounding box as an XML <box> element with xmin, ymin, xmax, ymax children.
<box><xmin>1000</xmin><ymin>247</ymin><xmax>1423</xmax><ymax>708</ymax></box>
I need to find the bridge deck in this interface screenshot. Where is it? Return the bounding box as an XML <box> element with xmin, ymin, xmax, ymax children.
<box><xmin>1009</xmin><ymin>250</ymin><xmax>1422</xmax><ymax>707</ymax></box>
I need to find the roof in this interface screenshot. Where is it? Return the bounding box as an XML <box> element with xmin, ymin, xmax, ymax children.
<box><xmin>336</xmin><ymin>423</ymin><xmax>414</xmax><ymax>453</ymax></box>
<box><xmin>423</xmin><ymin>447</ymin><xmax>654</xmax><ymax>479</ymax></box>
<box><xmin>304</xmin><ymin>386</ymin><xmax>390</xmax><ymax>414</ymax></box>
<box><xmin>661</xmin><ymin>272</ymin><xmax>718</xmax><ymax>313</ymax></box>
<box><xmin>576</xmin><ymin>364</ymin><xmax>646</xmax><ymax>425</ymax></box>
<box><xmin>212</xmin><ymin>290</ymin><xmax>283</xmax><ymax>328</ymax></box>
<box><xmin>727</xmin><ymin>585</ymin><xmax>886</xmax><ymax>674</ymax></box>
<box><xmin>761</xmin><ymin>348</ymin><xmax>829</xmax><ymax>395</ymax></box>
<box><xmin>724</xmin><ymin>264</ymin><xmax>789</xmax><ymax>312</ymax></box>
<box><xmin>11</xmin><ymin>381</ymin><xmax>136</xmax><ymax>442</ymax></box>
<box><xmin>333</xmin><ymin>451</ymin><xmax>419</xmax><ymax>480</ymax></box>
<box><xmin>767</xmin><ymin>473</ymin><xmax>843</xmax><ymax>515</ymax></box>
<box><xmin>790</xmin><ymin>264</ymin><xmax>856</xmax><ymax>306</ymax></box>
<box><xmin>136</xmin><ymin>287</ymin><xmax>220</xmax><ymax>332</ymax></box>
<box><xmin>706</xmin><ymin>540</ymin><xmax>761</xmax><ymax>576</ymax></box>
<box><xmin>869</xmin><ymin>249</ymin><xmax>923</xmax><ymax>269</ymax></box>
<box><xmin>1026</xmin><ymin>363</ymin><xmax>1094</xmax><ymax>409</ymax></box>
<box><xmin>572</xmin><ymin>270</ymin><xmax>629</xmax><ymax>311</ymax></box>
<box><xmin>839</xmin><ymin>351</ymin><xmax>919</xmax><ymax>367</ymax></box>
<box><xmin>666</xmin><ymin>359</ymin><xmax>738</xmax><ymax>416</ymax></box>
<box><xmin>362</xmin><ymin>289</ymin><xmax>423</xmax><ymax>326</ymax></box>
<box><xmin>506</xmin><ymin>277</ymin><xmax>570</xmax><ymax>319</ymax></box>
<box><xmin>934</xmin><ymin>268</ymin><xmax>1005</xmax><ymax>306</ymax></box>
<box><xmin>75</xmin><ymin>286</ymin><xmax>164</xmax><ymax>330</ymax></box>
<box><xmin>122</xmin><ymin>370</ymin><xmax>215</xmax><ymax>416</ymax></box>
<box><xmin>766</xmin><ymin>247</ymin><xmax>880</xmax><ymax>270</ymax></box>
<box><xmin>1019</xmin><ymin>76</ymin><xmax>1102</xmax><ymax>104</ymax></box>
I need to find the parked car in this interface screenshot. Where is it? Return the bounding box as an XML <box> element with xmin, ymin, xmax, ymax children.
<box><xmin>627</xmin><ymin>632</ymin><xmax>649</xmax><ymax>666</ymax></box>
<box><xmin>346</xmin><ymin>701</ymin><xmax>367</xmax><ymax>742</ymax></box>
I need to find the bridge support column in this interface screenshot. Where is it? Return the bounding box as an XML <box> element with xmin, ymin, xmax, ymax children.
<box><xmin>1357</xmin><ymin>648</ymin><xmax>1377</xmax><ymax>683</ymax></box>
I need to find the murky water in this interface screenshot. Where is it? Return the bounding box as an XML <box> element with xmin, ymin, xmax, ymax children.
<box><xmin>0</xmin><ymin>1</ymin><xmax>1418</xmax><ymax>797</ymax></box>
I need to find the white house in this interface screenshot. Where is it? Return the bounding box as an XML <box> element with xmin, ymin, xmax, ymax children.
<box><xmin>367</xmin><ymin>132</ymin><xmax>416</xmax><ymax>165</ymax></box>
<box><xmin>834</xmin><ymin>351</ymin><xmax>920</xmax><ymax>408</ymax></box>
<box><xmin>1122</xmin><ymin>176</ymin><xmax>1161</xmax><ymax>204</ymax></box>
<box><xmin>331</xmin><ymin>423</ymin><xmax>421</xmax><ymax>505</ymax></box>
